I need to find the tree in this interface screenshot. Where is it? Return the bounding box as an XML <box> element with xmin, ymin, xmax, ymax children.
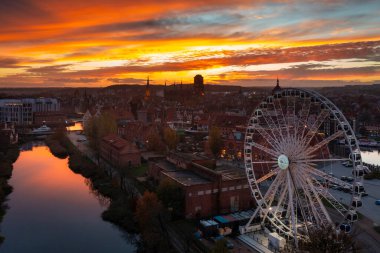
<box><xmin>298</xmin><ymin>225</ymin><xmax>359</xmax><ymax>253</ymax></box>
<box><xmin>146</xmin><ymin>130</ymin><xmax>164</xmax><ymax>152</ymax></box>
<box><xmin>157</xmin><ymin>179</ymin><xmax>184</xmax><ymax>219</ymax></box>
<box><xmin>85</xmin><ymin>112</ymin><xmax>117</xmax><ymax>151</ymax></box>
<box><xmin>211</xmin><ymin>239</ymin><xmax>230</xmax><ymax>253</ymax></box>
<box><xmin>136</xmin><ymin>191</ymin><xmax>169</xmax><ymax>253</ymax></box>
<box><xmin>163</xmin><ymin>127</ymin><xmax>179</xmax><ymax>151</ymax></box>
<box><xmin>209</xmin><ymin>127</ymin><xmax>223</xmax><ymax>158</ymax></box>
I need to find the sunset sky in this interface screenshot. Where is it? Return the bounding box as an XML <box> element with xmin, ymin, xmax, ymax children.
<box><xmin>1</xmin><ymin>0</ymin><xmax>380</xmax><ymax>87</ymax></box>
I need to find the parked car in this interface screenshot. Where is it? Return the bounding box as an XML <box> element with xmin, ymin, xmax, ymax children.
<box><xmin>225</xmin><ymin>239</ymin><xmax>234</xmax><ymax>249</ymax></box>
<box><xmin>362</xmin><ymin>191</ymin><xmax>369</xmax><ymax>197</ymax></box>
<box><xmin>341</xmin><ymin>176</ymin><xmax>348</xmax><ymax>181</ymax></box>
<box><xmin>375</xmin><ymin>200</ymin><xmax>380</xmax><ymax>205</ymax></box>
<box><xmin>343</xmin><ymin>186</ymin><xmax>351</xmax><ymax>193</ymax></box>
<box><xmin>346</xmin><ymin>177</ymin><xmax>354</xmax><ymax>182</ymax></box>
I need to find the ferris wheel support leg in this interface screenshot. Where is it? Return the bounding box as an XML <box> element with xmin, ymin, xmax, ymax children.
<box><xmin>240</xmin><ymin>208</ymin><xmax>261</xmax><ymax>234</ymax></box>
<box><xmin>287</xmin><ymin>171</ymin><xmax>298</xmax><ymax>248</ymax></box>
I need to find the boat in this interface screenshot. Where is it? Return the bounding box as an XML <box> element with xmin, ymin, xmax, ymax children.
<box><xmin>358</xmin><ymin>139</ymin><xmax>380</xmax><ymax>148</ymax></box>
<box><xmin>31</xmin><ymin>124</ymin><xmax>54</xmax><ymax>135</ymax></box>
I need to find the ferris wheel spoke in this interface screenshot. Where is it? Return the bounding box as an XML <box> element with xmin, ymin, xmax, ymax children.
<box><xmin>303</xmin><ymin>165</ymin><xmax>353</xmax><ymax>189</ymax></box>
<box><xmin>304</xmin><ymin>130</ymin><xmax>344</xmax><ymax>156</ymax></box>
<box><xmin>261</xmin><ymin>105</ymin><xmax>287</xmax><ymax>147</ymax></box>
<box><xmin>312</xmin><ymin>179</ymin><xmax>348</xmax><ymax>216</ymax></box>
<box><xmin>295</xmin><ymin>158</ymin><xmax>350</xmax><ymax>163</ymax></box>
<box><xmin>286</xmin><ymin>170</ymin><xmax>298</xmax><ymax>245</ymax></box>
<box><xmin>293</xmin><ymin>170</ymin><xmax>325</xmax><ymax>227</ymax></box>
<box><xmin>255</xmin><ymin>126</ymin><xmax>282</xmax><ymax>151</ymax></box>
<box><xmin>274</xmin><ymin>182</ymin><xmax>289</xmax><ymax>218</ymax></box>
<box><xmin>273</xmin><ymin>98</ymin><xmax>290</xmax><ymax>139</ymax></box>
<box><xmin>292</xmin><ymin>171</ymin><xmax>316</xmax><ymax>223</ymax></box>
<box><xmin>297</xmin><ymin>97</ymin><xmax>311</xmax><ymax>140</ymax></box>
<box><xmin>303</xmin><ymin>174</ymin><xmax>332</xmax><ymax>225</ymax></box>
<box><xmin>286</xmin><ymin>95</ymin><xmax>296</xmax><ymax>135</ymax></box>
<box><xmin>252</xmin><ymin>160</ymin><xmax>277</xmax><ymax>164</ymax></box>
<box><xmin>303</xmin><ymin>109</ymin><xmax>330</xmax><ymax>147</ymax></box>
<box><xmin>262</xmin><ymin>175</ymin><xmax>286</xmax><ymax>221</ymax></box>
<box><xmin>256</xmin><ymin>168</ymin><xmax>280</xmax><ymax>184</ymax></box>
<box><xmin>250</xmin><ymin>141</ymin><xmax>279</xmax><ymax>158</ymax></box>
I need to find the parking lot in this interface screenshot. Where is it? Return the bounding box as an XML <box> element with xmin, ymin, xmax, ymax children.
<box><xmin>319</xmin><ymin>162</ymin><xmax>380</xmax><ymax>224</ymax></box>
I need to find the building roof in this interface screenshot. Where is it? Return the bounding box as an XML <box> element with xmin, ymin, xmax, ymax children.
<box><xmin>215</xmin><ymin>165</ymin><xmax>246</xmax><ymax>181</ymax></box>
<box><xmin>102</xmin><ymin>133</ymin><xmax>140</xmax><ymax>154</ymax></box>
<box><xmin>211</xmin><ymin>114</ymin><xmax>248</xmax><ymax>128</ymax></box>
<box><xmin>162</xmin><ymin>170</ymin><xmax>211</xmax><ymax>186</ymax></box>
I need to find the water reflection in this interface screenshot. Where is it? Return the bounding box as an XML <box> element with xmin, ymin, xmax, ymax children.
<box><xmin>361</xmin><ymin>149</ymin><xmax>380</xmax><ymax>166</ymax></box>
<box><xmin>1</xmin><ymin>143</ymin><xmax>135</xmax><ymax>253</ymax></box>
<box><xmin>66</xmin><ymin>122</ymin><xmax>83</xmax><ymax>132</ymax></box>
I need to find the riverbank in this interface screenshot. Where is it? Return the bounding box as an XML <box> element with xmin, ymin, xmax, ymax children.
<box><xmin>0</xmin><ymin>145</ymin><xmax>20</xmax><ymax>244</ymax></box>
<box><xmin>47</xmin><ymin>132</ymin><xmax>139</xmax><ymax>234</ymax></box>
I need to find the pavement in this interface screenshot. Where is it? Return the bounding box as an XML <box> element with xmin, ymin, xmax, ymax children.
<box><xmin>319</xmin><ymin>161</ymin><xmax>380</xmax><ymax>224</ymax></box>
<box><xmin>66</xmin><ymin>131</ymin><xmax>140</xmax><ymax>197</ymax></box>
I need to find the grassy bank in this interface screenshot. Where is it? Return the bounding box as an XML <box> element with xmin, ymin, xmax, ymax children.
<box><xmin>46</xmin><ymin>133</ymin><xmax>68</xmax><ymax>159</ymax></box>
<box><xmin>0</xmin><ymin>145</ymin><xmax>20</xmax><ymax>244</ymax></box>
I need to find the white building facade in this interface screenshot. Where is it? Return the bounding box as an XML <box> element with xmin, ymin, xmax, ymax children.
<box><xmin>0</xmin><ymin>98</ymin><xmax>60</xmax><ymax>125</ymax></box>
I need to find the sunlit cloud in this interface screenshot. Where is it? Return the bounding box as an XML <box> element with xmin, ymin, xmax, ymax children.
<box><xmin>0</xmin><ymin>0</ymin><xmax>379</xmax><ymax>87</ymax></box>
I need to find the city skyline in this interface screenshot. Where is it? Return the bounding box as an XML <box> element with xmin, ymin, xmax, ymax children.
<box><xmin>1</xmin><ymin>0</ymin><xmax>380</xmax><ymax>87</ymax></box>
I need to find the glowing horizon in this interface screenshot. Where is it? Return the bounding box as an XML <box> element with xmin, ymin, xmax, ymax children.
<box><xmin>1</xmin><ymin>0</ymin><xmax>380</xmax><ymax>87</ymax></box>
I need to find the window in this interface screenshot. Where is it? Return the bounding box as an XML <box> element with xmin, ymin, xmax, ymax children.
<box><xmin>198</xmin><ymin>191</ymin><xmax>204</xmax><ymax>196</ymax></box>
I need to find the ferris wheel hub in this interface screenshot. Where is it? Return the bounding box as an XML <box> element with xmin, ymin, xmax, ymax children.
<box><xmin>278</xmin><ymin>154</ymin><xmax>289</xmax><ymax>170</ymax></box>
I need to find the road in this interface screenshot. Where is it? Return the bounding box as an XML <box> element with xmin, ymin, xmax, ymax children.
<box><xmin>319</xmin><ymin>161</ymin><xmax>380</xmax><ymax>224</ymax></box>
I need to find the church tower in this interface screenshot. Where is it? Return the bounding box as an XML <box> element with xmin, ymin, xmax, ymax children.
<box><xmin>145</xmin><ymin>76</ymin><xmax>150</xmax><ymax>99</ymax></box>
<box><xmin>272</xmin><ymin>76</ymin><xmax>281</xmax><ymax>94</ymax></box>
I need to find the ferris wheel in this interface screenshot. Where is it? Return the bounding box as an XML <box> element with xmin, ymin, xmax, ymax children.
<box><xmin>243</xmin><ymin>88</ymin><xmax>366</xmax><ymax>247</ymax></box>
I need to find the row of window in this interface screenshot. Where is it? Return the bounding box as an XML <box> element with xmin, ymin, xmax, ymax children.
<box><xmin>188</xmin><ymin>184</ymin><xmax>249</xmax><ymax>197</ymax></box>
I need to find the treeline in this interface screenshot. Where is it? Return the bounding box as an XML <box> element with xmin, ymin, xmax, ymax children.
<box><xmin>0</xmin><ymin>145</ymin><xmax>20</xmax><ymax>244</ymax></box>
<box><xmin>49</xmin><ymin>130</ymin><xmax>186</xmax><ymax>252</ymax></box>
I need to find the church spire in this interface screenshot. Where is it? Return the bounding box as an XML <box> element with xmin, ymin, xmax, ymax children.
<box><xmin>145</xmin><ymin>75</ymin><xmax>150</xmax><ymax>99</ymax></box>
<box><xmin>272</xmin><ymin>76</ymin><xmax>281</xmax><ymax>95</ymax></box>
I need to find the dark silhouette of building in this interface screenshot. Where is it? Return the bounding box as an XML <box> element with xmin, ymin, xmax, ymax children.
<box><xmin>194</xmin><ymin>74</ymin><xmax>204</xmax><ymax>96</ymax></box>
<box><xmin>145</xmin><ymin>76</ymin><xmax>150</xmax><ymax>100</ymax></box>
<box><xmin>272</xmin><ymin>76</ymin><xmax>281</xmax><ymax>94</ymax></box>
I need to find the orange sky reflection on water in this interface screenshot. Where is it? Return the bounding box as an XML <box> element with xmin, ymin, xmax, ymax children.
<box><xmin>13</xmin><ymin>145</ymin><xmax>99</xmax><ymax>205</ymax></box>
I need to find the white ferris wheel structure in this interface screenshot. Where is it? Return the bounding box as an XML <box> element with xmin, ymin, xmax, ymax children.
<box><xmin>242</xmin><ymin>87</ymin><xmax>366</xmax><ymax>248</ymax></box>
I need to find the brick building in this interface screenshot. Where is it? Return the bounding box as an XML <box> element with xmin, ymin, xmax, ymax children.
<box><xmin>100</xmin><ymin>134</ymin><xmax>141</xmax><ymax>168</ymax></box>
<box><xmin>33</xmin><ymin>111</ymin><xmax>66</xmax><ymax>126</ymax></box>
<box><xmin>149</xmin><ymin>152</ymin><xmax>252</xmax><ymax>218</ymax></box>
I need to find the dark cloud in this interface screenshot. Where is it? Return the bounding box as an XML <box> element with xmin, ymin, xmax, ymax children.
<box><xmin>0</xmin><ymin>0</ymin><xmax>53</xmax><ymax>29</ymax></box>
<box><xmin>27</xmin><ymin>64</ymin><xmax>71</xmax><ymax>75</ymax></box>
<box><xmin>0</xmin><ymin>58</ymin><xmax>25</xmax><ymax>68</ymax></box>
<box><xmin>47</xmin><ymin>77</ymin><xmax>101</xmax><ymax>83</ymax></box>
<box><xmin>107</xmin><ymin>77</ymin><xmax>145</xmax><ymax>84</ymax></box>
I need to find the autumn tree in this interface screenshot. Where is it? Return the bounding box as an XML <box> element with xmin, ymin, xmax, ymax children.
<box><xmin>136</xmin><ymin>191</ymin><xmax>170</xmax><ymax>253</ymax></box>
<box><xmin>208</xmin><ymin>126</ymin><xmax>223</xmax><ymax>158</ymax></box>
<box><xmin>157</xmin><ymin>179</ymin><xmax>184</xmax><ymax>219</ymax></box>
<box><xmin>146</xmin><ymin>130</ymin><xmax>165</xmax><ymax>152</ymax></box>
<box><xmin>211</xmin><ymin>239</ymin><xmax>230</xmax><ymax>253</ymax></box>
<box><xmin>298</xmin><ymin>225</ymin><xmax>359</xmax><ymax>253</ymax></box>
<box><xmin>163</xmin><ymin>127</ymin><xmax>179</xmax><ymax>151</ymax></box>
<box><xmin>85</xmin><ymin>112</ymin><xmax>117</xmax><ymax>151</ymax></box>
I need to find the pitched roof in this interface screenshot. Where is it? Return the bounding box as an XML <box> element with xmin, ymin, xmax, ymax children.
<box><xmin>102</xmin><ymin>133</ymin><xmax>140</xmax><ymax>154</ymax></box>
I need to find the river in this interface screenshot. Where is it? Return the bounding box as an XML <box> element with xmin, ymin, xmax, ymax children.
<box><xmin>0</xmin><ymin>142</ymin><xmax>136</xmax><ymax>252</ymax></box>
<box><xmin>361</xmin><ymin>149</ymin><xmax>380</xmax><ymax>166</ymax></box>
